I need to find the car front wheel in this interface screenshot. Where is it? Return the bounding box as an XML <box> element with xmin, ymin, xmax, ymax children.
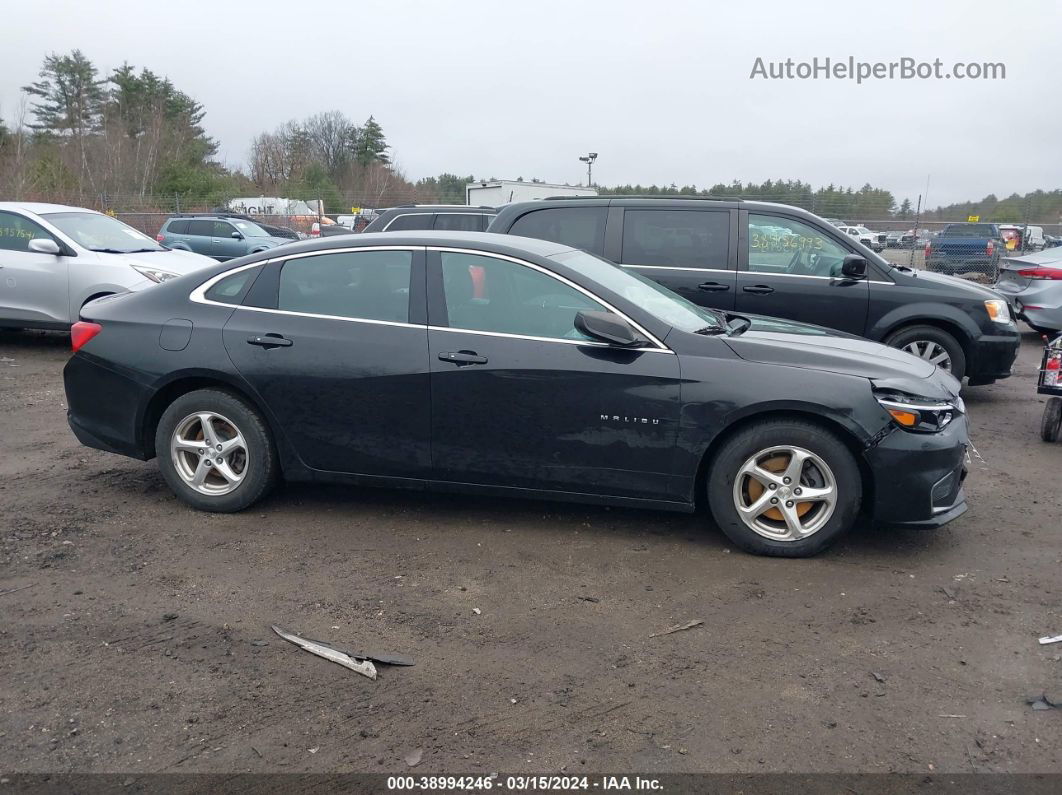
<box><xmin>707</xmin><ymin>419</ymin><xmax>862</xmax><ymax>557</ymax></box>
<box><xmin>885</xmin><ymin>325</ymin><xmax>966</xmax><ymax>380</ymax></box>
<box><xmin>155</xmin><ymin>389</ymin><xmax>278</xmax><ymax>512</ymax></box>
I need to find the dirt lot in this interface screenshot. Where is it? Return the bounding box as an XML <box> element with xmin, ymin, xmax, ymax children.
<box><xmin>0</xmin><ymin>328</ymin><xmax>1060</xmax><ymax>776</ymax></box>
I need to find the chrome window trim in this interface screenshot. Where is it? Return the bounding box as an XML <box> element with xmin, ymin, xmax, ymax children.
<box><xmin>428</xmin><ymin>246</ymin><xmax>671</xmax><ymax>352</ymax></box>
<box><xmin>381</xmin><ymin>213</ymin><xmax>433</xmax><ymax>231</ymax></box>
<box><xmin>426</xmin><ymin>324</ymin><xmax>668</xmax><ymax>353</ymax></box>
<box><xmin>621</xmin><ymin>264</ymin><xmax>732</xmax><ymax>274</ymax></box>
<box><xmin>233</xmin><ymin>304</ymin><xmax>422</xmax><ymax>329</ymax></box>
<box><xmin>740</xmin><ymin>270</ymin><xmax>894</xmax><ymax>285</ymax></box>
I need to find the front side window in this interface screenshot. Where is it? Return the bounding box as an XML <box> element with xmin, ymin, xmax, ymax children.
<box><xmin>41</xmin><ymin>211</ymin><xmax>162</xmax><ymax>253</ymax></box>
<box><xmin>212</xmin><ymin>221</ymin><xmax>237</xmax><ymax>238</ymax></box>
<box><xmin>621</xmin><ymin>209</ymin><xmax>729</xmax><ymax>268</ymax></box>
<box><xmin>386</xmin><ymin>214</ymin><xmax>433</xmax><ymax>231</ymax></box>
<box><xmin>278</xmin><ymin>250</ymin><xmax>412</xmax><ymax>322</ymax></box>
<box><xmin>440</xmin><ymin>252</ymin><xmax>605</xmax><ymax>341</ymax></box>
<box><xmin>507</xmin><ymin>207</ymin><xmax>607</xmax><ymax>256</ymax></box>
<box><xmin>747</xmin><ymin>214</ymin><xmax>850</xmax><ymax>278</ymax></box>
<box><xmin>0</xmin><ymin>212</ymin><xmax>53</xmax><ymax>253</ymax></box>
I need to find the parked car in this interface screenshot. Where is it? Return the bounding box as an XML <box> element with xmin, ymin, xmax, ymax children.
<box><xmin>1044</xmin><ymin>234</ymin><xmax>1062</xmax><ymax>249</ymax></box>
<box><xmin>63</xmin><ymin>231</ymin><xmax>970</xmax><ymax>557</ymax></box>
<box><xmin>999</xmin><ymin>224</ymin><xmax>1046</xmax><ymax>253</ymax></box>
<box><xmin>361</xmin><ymin>205</ymin><xmax>497</xmax><ymax>233</ymax></box>
<box><xmin>994</xmin><ymin>247</ymin><xmax>1062</xmax><ymax>333</ymax></box>
<box><xmin>205</xmin><ymin>210</ymin><xmax>301</xmax><ymax>241</ymax></box>
<box><xmin>0</xmin><ymin>202</ymin><xmax>214</xmax><ymax>330</ymax></box>
<box><xmin>157</xmin><ymin>215</ymin><xmax>294</xmax><ymax>261</ymax></box>
<box><xmin>885</xmin><ymin>231</ymin><xmax>904</xmax><ymax>248</ymax></box>
<box><xmin>488</xmin><ymin>198</ymin><xmax>1020</xmax><ymax>384</ymax></box>
<box><xmin>837</xmin><ymin>225</ymin><xmax>886</xmax><ymax>252</ymax></box>
<box><xmin>924</xmin><ymin>223</ymin><xmax>1005</xmax><ymax>277</ymax></box>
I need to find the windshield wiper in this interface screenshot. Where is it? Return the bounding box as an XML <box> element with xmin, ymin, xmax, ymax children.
<box><xmin>89</xmin><ymin>247</ymin><xmax>161</xmax><ymax>254</ymax></box>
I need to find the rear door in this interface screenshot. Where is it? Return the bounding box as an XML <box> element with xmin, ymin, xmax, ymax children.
<box><xmin>735</xmin><ymin>211</ymin><xmax>869</xmax><ymax>335</ymax></box>
<box><xmin>617</xmin><ymin>208</ymin><xmax>736</xmax><ymax>310</ymax></box>
<box><xmin>184</xmin><ymin>220</ymin><xmax>217</xmax><ymax>257</ymax></box>
<box><xmin>0</xmin><ymin>210</ymin><xmax>70</xmax><ymax>325</ymax></box>
<box><xmin>221</xmin><ymin>246</ymin><xmax>431</xmax><ymax>476</ymax></box>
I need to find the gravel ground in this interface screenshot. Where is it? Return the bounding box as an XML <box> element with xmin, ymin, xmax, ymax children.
<box><xmin>0</xmin><ymin>327</ymin><xmax>1059</xmax><ymax>775</ymax></box>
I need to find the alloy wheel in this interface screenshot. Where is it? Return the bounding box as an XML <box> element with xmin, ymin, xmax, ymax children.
<box><xmin>732</xmin><ymin>446</ymin><xmax>837</xmax><ymax>541</ymax></box>
<box><xmin>170</xmin><ymin>411</ymin><xmax>248</xmax><ymax>496</ymax></box>
<box><xmin>903</xmin><ymin>339</ymin><xmax>952</xmax><ymax>371</ymax></box>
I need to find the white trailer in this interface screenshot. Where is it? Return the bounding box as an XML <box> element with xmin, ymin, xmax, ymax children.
<box><xmin>465</xmin><ymin>180</ymin><xmax>597</xmax><ymax>207</ymax></box>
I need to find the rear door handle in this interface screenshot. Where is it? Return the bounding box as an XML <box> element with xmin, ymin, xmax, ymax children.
<box><xmin>438</xmin><ymin>350</ymin><xmax>488</xmax><ymax>366</ymax></box>
<box><xmin>247</xmin><ymin>334</ymin><xmax>293</xmax><ymax>348</ymax></box>
<box><xmin>698</xmin><ymin>281</ymin><xmax>731</xmax><ymax>292</ymax></box>
<box><xmin>742</xmin><ymin>284</ymin><xmax>775</xmax><ymax>295</ymax></box>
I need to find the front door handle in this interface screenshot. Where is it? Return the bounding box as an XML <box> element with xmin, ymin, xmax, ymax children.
<box><xmin>247</xmin><ymin>334</ymin><xmax>293</xmax><ymax>348</ymax></box>
<box><xmin>698</xmin><ymin>281</ymin><xmax>731</xmax><ymax>292</ymax></box>
<box><xmin>742</xmin><ymin>284</ymin><xmax>775</xmax><ymax>295</ymax></box>
<box><xmin>438</xmin><ymin>350</ymin><xmax>488</xmax><ymax>366</ymax></box>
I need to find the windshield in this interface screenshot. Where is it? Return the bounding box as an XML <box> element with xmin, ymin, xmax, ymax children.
<box><xmin>43</xmin><ymin>212</ymin><xmax>163</xmax><ymax>252</ymax></box>
<box><xmin>549</xmin><ymin>249</ymin><xmax>724</xmax><ymax>333</ymax></box>
<box><xmin>230</xmin><ymin>219</ymin><xmax>269</xmax><ymax>237</ymax></box>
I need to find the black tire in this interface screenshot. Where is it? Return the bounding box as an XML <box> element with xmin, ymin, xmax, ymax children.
<box><xmin>155</xmin><ymin>389</ymin><xmax>278</xmax><ymax>512</ymax></box>
<box><xmin>885</xmin><ymin>325</ymin><xmax>967</xmax><ymax>380</ymax></box>
<box><xmin>706</xmin><ymin>419</ymin><xmax>862</xmax><ymax>557</ymax></box>
<box><xmin>1042</xmin><ymin>398</ymin><xmax>1062</xmax><ymax>443</ymax></box>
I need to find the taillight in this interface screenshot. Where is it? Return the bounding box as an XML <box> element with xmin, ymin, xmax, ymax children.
<box><xmin>70</xmin><ymin>321</ymin><xmax>102</xmax><ymax>352</ymax></box>
<box><xmin>155</xmin><ymin>233</ymin><xmax>165</xmax><ymax>242</ymax></box>
<box><xmin>986</xmin><ymin>240</ymin><xmax>995</xmax><ymax>256</ymax></box>
<box><xmin>1046</xmin><ymin>352</ymin><xmax>1061</xmax><ymax>387</ymax></box>
<box><xmin>1018</xmin><ymin>267</ymin><xmax>1062</xmax><ymax>280</ymax></box>
<box><xmin>310</xmin><ymin>223</ymin><xmax>320</xmax><ymax>237</ymax></box>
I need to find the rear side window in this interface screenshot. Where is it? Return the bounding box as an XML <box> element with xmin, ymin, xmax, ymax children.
<box><xmin>0</xmin><ymin>211</ymin><xmax>53</xmax><ymax>253</ymax></box>
<box><xmin>621</xmin><ymin>210</ymin><xmax>729</xmax><ymax>269</ymax></box>
<box><xmin>434</xmin><ymin>213</ymin><xmax>485</xmax><ymax>232</ymax></box>
<box><xmin>205</xmin><ymin>267</ymin><xmax>259</xmax><ymax>304</ymax></box>
<box><xmin>166</xmin><ymin>219</ymin><xmax>189</xmax><ymax>235</ymax></box>
<box><xmin>385</xmin><ymin>214</ymin><xmax>433</xmax><ymax>231</ymax></box>
<box><xmin>508</xmin><ymin>207</ymin><xmax>607</xmax><ymax>256</ymax></box>
<box><xmin>186</xmin><ymin>220</ymin><xmax>215</xmax><ymax>236</ymax></box>
<box><xmin>278</xmin><ymin>250</ymin><xmax>413</xmax><ymax>322</ymax></box>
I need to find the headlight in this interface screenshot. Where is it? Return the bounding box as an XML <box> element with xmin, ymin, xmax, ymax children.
<box><xmin>875</xmin><ymin>391</ymin><xmax>961</xmax><ymax>433</ymax></box>
<box><xmin>984</xmin><ymin>299</ymin><xmax>1012</xmax><ymax>325</ymax></box>
<box><xmin>130</xmin><ymin>264</ymin><xmax>178</xmax><ymax>283</ymax></box>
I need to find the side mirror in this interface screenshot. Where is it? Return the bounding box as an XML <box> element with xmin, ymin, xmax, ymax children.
<box><xmin>28</xmin><ymin>238</ymin><xmax>61</xmax><ymax>255</ymax></box>
<box><xmin>841</xmin><ymin>255</ymin><xmax>867</xmax><ymax>279</ymax></box>
<box><xmin>575</xmin><ymin>310</ymin><xmax>642</xmax><ymax>347</ymax></box>
<box><xmin>231</xmin><ymin>231</ymin><xmax>244</xmax><ymax>240</ymax></box>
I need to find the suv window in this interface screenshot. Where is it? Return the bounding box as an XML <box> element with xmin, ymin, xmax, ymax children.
<box><xmin>386</xmin><ymin>214</ymin><xmax>433</xmax><ymax>231</ymax></box>
<box><xmin>212</xmin><ymin>220</ymin><xmax>236</xmax><ymax>237</ymax></box>
<box><xmin>166</xmin><ymin>219</ymin><xmax>190</xmax><ymax>235</ymax></box>
<box><xmin>186</xmin><ymin>220</ymin><xmax>215</xmax><ymax>236</ymax></box>
<box><xmin>507</xmin><ymin>207</ymin><xmax>607</xmax><ymax>256</ymax></box>
<box><xmin>621</xmin><ymin>210</ymin><xmax>729</xmax><ymax>269</ymax></box>
<box><xmin>0</xmin><ymin>212</ymin><xmax>53</xmax><ymax>253</ymax></box>
<box><xmin>440</xmin><ymin>251</ymin><xmax>604</xmax><ymax>341</ymax></box>
<box><xmin>434</xmin><ymin>213</ymin><xmax>486</xmax><ymax>232</ymax></box>
<box><xmin>747</xmin><ymin>214</ymin><xmax>850</xmax><ymax>278</ymax></box>
<box><xmin>278</xmin><ymin>250</ymin><xmax>412</xmax><ymax>322</ymax></box>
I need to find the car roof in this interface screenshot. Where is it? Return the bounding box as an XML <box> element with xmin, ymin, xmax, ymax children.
<box><xmin>251</xmin><ymin>230</ymin><xmax>573</xmax><ymax>259</ymax></box>
<box><xmin>0</xmin><ymin>202</ymin><xmax>102</xmax><ymax>215</ymax></box>
<box><xmin>376</xmin><ymin>205</ymin><xmax>496</xmax><ymax>215</ymax></box>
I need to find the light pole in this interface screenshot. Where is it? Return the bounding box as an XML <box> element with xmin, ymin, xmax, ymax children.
<box><xmin>578</xmin><ymin>152</ymin><xmax>598</xmax><ymax>187</ymax></box>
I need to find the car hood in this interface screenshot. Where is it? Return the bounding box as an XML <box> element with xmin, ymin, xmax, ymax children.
<box><xmin>903</xmin><ymin>267</ymin><xmax>1003</xmax><ymax>300</ymax></box>
<box><xmin>124</xmin><ymin>247</ymin><xmax>216</xmax><ymax>275</ymax></box>
<box><xmin>720</xmin><ymin>314</ymin><xmax>938</xmax><ymax>380</ymax></box>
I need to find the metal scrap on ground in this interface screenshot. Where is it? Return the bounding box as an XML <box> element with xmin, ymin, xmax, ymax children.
<box><xmin>271</xmin><ymin>625</ymin><xmax>378</xmax><ymax>680</ymax></box>
<box><xmin>649</xmin><ymin>619</ymin><xmax>704</xmax><ymax>638</ymax></box>
<box><xmin>1038</xmin><ymin>634</ymin><xmax>1062</xmax><ymax>645</ymax></box>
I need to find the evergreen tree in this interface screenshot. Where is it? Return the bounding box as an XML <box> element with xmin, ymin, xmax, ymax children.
<box><xmin>355</xmin><ymin>115</ymin><xmax>389</xmax><ymax>166</ymax></box>
<box><xmin>23</xmin><ymin>50</ymin><xmax>105</xmax><ymax>137</ymax></box>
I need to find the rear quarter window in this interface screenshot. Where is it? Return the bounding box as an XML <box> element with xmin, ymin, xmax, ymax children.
<box><xmin>204</xmin><ymin>267</ymin><xmax>259</xmax><ymax>304</ymax></box>
<box><xmin>166</xmin><ymin>219</ymin><xmax>189</xmax><ymax>235</ymax></box>
<box><xmin>507</xmin><ymin>207</ymin><xmax>607</xmax><ymax>256</ymax></box>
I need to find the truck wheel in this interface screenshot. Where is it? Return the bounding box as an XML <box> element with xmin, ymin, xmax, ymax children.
<box><xmin>1042</xmin><ymin>398</ymin><xmax>1062</xmax><ymax>443</ymax></box>
<box><xmin>885</xmin><ymin>325</ymin><xmax>966</xmax><ymax>380</ymax></box>
<box><xmin>706</xmin><ymin>419</ymin><xmax>862</xmax><ymax>558</ymax></box>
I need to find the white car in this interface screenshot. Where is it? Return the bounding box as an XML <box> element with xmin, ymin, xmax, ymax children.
<box><xmin>837</xmin><ymin>225</ymin><xmax>885</xmax><ymax>252</ymax></box>
<box><xmin>0</xmin><ymin>203</ymin><xmax>215</xmax><ymax>330</ymax></box>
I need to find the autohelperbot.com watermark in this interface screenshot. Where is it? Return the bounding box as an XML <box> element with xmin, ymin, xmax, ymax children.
<box><xmin>750</xmin><ymin>56</ymin><xmax>1006</xmax><ymax>83</ymax></box>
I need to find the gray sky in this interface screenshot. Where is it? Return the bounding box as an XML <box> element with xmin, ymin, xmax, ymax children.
<box><xmin>2</xmin><ymin>0</ymin><xmax>1059</xmax><ymax>208</ymax></box>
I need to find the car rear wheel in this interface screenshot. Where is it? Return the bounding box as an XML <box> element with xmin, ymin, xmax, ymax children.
<box><xmin>155</xmin><ymin>389</ymin><xmax>278</xmax><ymax>512</ymax></box>
<box><xmin>885</xmin><ymin>325</ymin><xmax>966</xmax><ymax>380</ymax></box>
<box><xmin>706</xmin><ymin>419</ymin><xmax>862</xmax><ymax>557</ymax></box>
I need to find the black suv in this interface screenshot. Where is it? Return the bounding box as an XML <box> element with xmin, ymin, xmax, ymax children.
<box><xmin>489</xmin><ymin>197</ymin><xmax>1020</xmax><ymax>384</ymax></box>
<box><xmin>362</xmin><ymin>205</ymin><xmax>496</xmax><ymax>233</ymax></box>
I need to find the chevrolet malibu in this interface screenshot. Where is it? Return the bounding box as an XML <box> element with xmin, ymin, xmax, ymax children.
<box><xmin>63</xmin><ymin>232</ymin><xmax>969</xmax><ymax>557</ymax></box>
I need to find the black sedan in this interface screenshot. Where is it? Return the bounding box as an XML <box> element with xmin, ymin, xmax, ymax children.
<box><xmin>64</xmin><ymin>232</ymin><xmax>970</xmax><ymax>557</ymax></box>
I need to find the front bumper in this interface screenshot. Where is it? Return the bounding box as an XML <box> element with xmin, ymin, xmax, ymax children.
<box><xmin>864</xmin><ymin>415</ymin><xmax>970</xmax><ymax>528</ymax></box>
<box><xmin>966</xmin><ymin>328</ymin><xmax>1021</xmax><ymax>382</ymax></box>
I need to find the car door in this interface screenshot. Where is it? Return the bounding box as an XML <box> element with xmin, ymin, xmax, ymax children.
<box><xmin>735</xmin><ymin>211</ymin><xmax>870</xmax><ymax>335</ymax></box>
<box><xmin>210</xmin><ymin>221</ymin><xmax>244</xmax><ymax>260</ymax></box>
<box><xmin>184</xmin><ymin>220</ymin><xmax>217</xmax><ymax>257</ymax></box>
<box><xmin>221</xmin><ymin>246</ymin><xmax>431</xmax><ymax>476</ymax></box>
<box><xmin>0</xmin><ymin>210</ymin><xmax>70</xmax><ymax>325</ymax></box>
<box><xmin>617</xmin><ymin>208</ymin><xmax>736</xmax><ymax>310</ymax></box>
<box><xmin>426</xmin><ymin>248</ymin><xmax>682</xmax><ymax>500</ymax></box>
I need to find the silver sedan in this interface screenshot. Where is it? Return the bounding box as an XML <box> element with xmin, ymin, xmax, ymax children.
<box><xmin>994</xmin><ymin>248</ymin><xmax>1062</xmax><ymax>333</ymax></box>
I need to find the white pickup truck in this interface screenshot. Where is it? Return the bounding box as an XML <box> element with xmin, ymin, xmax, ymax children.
<box><xmin>837</xmin><ymin>225</ymin><xmax>886</xmax><ymax>252</ymax></box>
